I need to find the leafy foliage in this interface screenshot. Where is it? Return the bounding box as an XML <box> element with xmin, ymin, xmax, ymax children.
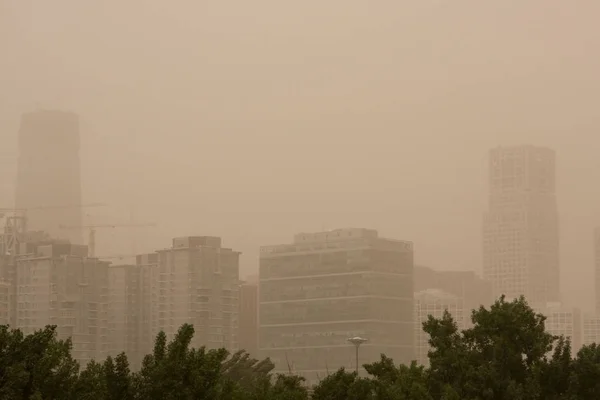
<box><xmin>2</xmin><ymin>296</ymin><xmax>600</xmax><ymax>399</ymax></box>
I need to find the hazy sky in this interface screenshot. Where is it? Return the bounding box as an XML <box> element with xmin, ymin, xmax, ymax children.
<box><xmin>1</xmin><ymin>1</ymin><xmax>600</xmax><ymax>309</ymax></box>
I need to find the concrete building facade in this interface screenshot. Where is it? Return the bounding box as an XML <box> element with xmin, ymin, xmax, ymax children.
<box><xmin>259</xmin><ymin>228</ymin><xmax>414</xmax><ymax>384</ymax></box>
<box><xmin>108</xmin><ymin>253</ymin><xmax>159</xmax><ymax>369</ymax></box>
<box><xmin>538</xmin><ymin>303</ymin><xmax>582</xmax><ymax>353</ymax></box>
<box><xmin>414</xmin><ymin>289</ymin><xmax>464</xmax><ymax>366</ymax></box>
<box><xmin>238</xmin><ymin>275</ymin><xmax>258</xmax><ymax>357</ymax></box>
<box><xmin>155</xmin><ymin>236</ymin><xmax>240</xmax><ymax>351</ymax></box>
<box><xmin>16</xmin><ymin>243</ymin><xmax>109</xmax><ymax>366</ymax></box>
<box><xmin>583</xmin><ymin>314</ymin><xmax>600</xmax><ymax>346</ymax></box>
<box><xmin>15</xmin><ymin>110</ymin><xmax>83</xmax><ymax>244</ymax></box>
<box><xmin>483</xmin><ymin>145</ymin><xmax>560</xmax><ymax>306</ymax></box>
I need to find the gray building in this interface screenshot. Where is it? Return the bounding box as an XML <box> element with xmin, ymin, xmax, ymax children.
<box><xmin>259</xmin><ymin>228</ymin><xmax>414</xmax><ymax>384</ymax></box>
<box><xmin>483</xmin><ymin>145</ymin><xmax>560</xmax><ymax>306</ymax></box>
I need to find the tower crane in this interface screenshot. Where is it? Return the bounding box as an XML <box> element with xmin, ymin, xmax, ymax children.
<box><xmin>0</xmin><ymin>203</ymin><xmax>106</xmax><ymax>258</ymax></box>
<box><xmin>58</xmin><ymin>222</ymin><xmax>156</xmax><ymax>257</ymax></box>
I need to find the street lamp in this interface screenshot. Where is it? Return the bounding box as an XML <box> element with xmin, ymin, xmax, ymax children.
<box><xmin>347</xmin><ymin>336</ymin><xmax>368</xmax><ymax>374</ymax></box>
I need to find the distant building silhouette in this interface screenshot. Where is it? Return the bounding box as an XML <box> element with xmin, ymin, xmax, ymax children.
<box><xmin>15</xmin><ymin>110</ymin><xmax>83</xmax><ymax>244</ymax></box>
<box><xmin>259</xmin><ymin>228</ymin><xmax>414</xmax><ymax>385</ymax></box>
<box><xmin>414</xmin><ymin>265</ymin><xmax>492</xmax><ymax>315</ymax></box>
<box><xmin>483</xmin><ymin>145</ymin><xmax>560</xmax><ymax>306</ymax></box>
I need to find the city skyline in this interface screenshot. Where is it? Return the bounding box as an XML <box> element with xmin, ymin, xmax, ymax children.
<box><xmin>3</xmin><ymin>1</ymin><xmax>600</xmax><ymax>313</ymax></box>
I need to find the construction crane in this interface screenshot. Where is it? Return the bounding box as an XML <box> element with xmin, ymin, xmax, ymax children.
<box><xmin>58</xmin><ymin>222</ymin><xmax>156</xmax><ymax>257</ymax></box>
<box><xmin>0</xmin><ymin>203</ymin><xmax>107</xmax><ymax>259</ymax></box>
<box><xmin>0</xmin><ymin>203</ymin><xmax>107</xmax><ymax>231</ymax></box>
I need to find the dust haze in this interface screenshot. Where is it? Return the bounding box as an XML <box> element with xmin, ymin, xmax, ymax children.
<box><xmin>2</xmin><ymin>0</ymin><xmax>600</xmax><ymax>312</ymax></box>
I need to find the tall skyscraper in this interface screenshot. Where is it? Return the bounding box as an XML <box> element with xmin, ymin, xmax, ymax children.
<box><xmin>594</xmin><ymin>227</ymin><xmax>600</xmax><ymax>313</ymax></box>
<box><xmin>259</xmin><ymin>228</ymin><xmax>414</xmax><ymax>384</ymax></box>
<box><xmin>483</xmin><ymin>145</ymin><xmax>560</xmax><ymax>306</ymax></box>
<box><xmin>15</xmin><ymin>110</ymin><xmax>83</xmax><ymax>244</ymax></box>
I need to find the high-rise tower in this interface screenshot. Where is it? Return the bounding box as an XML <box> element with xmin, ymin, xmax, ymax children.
<box><xmin>482</xmin><ymin>145</ymin><xmax>560</xmax><ymax>306</ymax></box>
<box><xmin>15</xmin><ymin>110</ymin><xmax>83</xmax><ymax>244</ymax></box>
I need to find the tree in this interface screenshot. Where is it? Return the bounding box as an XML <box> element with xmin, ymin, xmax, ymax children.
<box><xmin>567</xmin><ymin>343</ymin><xmax>600</xmax><ymax>399</ymax></box>
<box><xmin>311</xmin><ymin>368</ymin><xmax>373</xmax><ymax>400</ymax></box>
<box><xmin>0</xmin><ymin>325</ymin><xmax>79</xmax><ymax>400</ymax></box>
<box><xmin>423</xmin><ymin>295</ymin><xmax>556</xmax><ymax>400</ymax></box>
<box><xmin>365</xmin><ymin>356</ymin><xmax>432</xmax><ymax>400</ymax></box>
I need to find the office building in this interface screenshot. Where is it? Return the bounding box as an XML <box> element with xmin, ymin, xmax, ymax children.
<box><xmin>155</xmin><ymin>236</ymin><xmax>240</xmax><ymax>351</ymax></box>
<box><xmin>583</xmin><ymin>314</ymin><xmax>600</xmax><ymax>346</ymax></box>
<box><xmin>259</xmin><ymin>228</ymin><xmax>414</xmax><ymax>384</ymax></box>
<box><xmin>239</xmin><ymin>275</ymin><xmax>258</xmax><ymax>356</ymax></box>
<box><xmin>415</xmin><ymin>265</ymin><xmax>492</xmax><ymax>317</ymax></box>
<box><xmin>538</xmin><ymin>303</ymin><xmax>582</xmax><ymax>353</ymax></box>
<box><xmin>414</xmin><ymin>289</ymin><xmax>464</xmax><ymax>366</ymax></box>
<box><xmin>0</xmin><ymin>280</ymin><xmax>9</xmax><ymax>325</ymax></box>
<box><xmin>16</xmin><ymin>243</ymin><xmax>109</xmax><ymax>366</ymax></box>
<box><xmin>15</xmin><ymin>110</ymin><xmax>83</xmax><ymax>244</ymax></box>
<box><xmin>483</xmin><ymin>145</ymin><xmax>560</xmax><ymax>306</ymax></box>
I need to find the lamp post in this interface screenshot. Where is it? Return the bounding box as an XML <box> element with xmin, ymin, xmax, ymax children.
<box><xmin>347</xmin><ymin>336</ymin><xmax>368</xmax><ymax>374</ymax></box>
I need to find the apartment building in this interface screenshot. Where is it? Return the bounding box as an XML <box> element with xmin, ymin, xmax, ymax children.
<box><xmin>483</xmin><ymin>145</ymin><xmax>560</xmax><ymax>306</ymax></box>
<box><xmin>259</xmin><ymin>228</ymin><xmax>414</xmax><ymax>384</ymax></box>
<box><xmin>107</xmin><ymin>253</ymin><xmax>159</xmax><ymax>369</ymax></box>
<box><xmin>0</xmin><ymin>228</ymin><xmax>52</xmax><ymax>326</ymax></box>
<box><xmin>156</xmin><ymin>236</ymin><xmax>240</xmax><ymax>351</ymax></box>
<box><xmin>239</xmin><ymin>275</ymin><xmax>258</xmax><ymax>356</ymax></box>
<box><xmin>414</xmin><ymin>289</ymin><xmax>464</xmax><ymax>366</ymax></box>
<box><xmin>16</xmin><ymin>243</ymin><xmax>109</xmax><ymax>366</ymax></box>
<box><xmin>137</xmin><ymin>253</ymin><xmax>160</xmax><ymax>360</ymax></box>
